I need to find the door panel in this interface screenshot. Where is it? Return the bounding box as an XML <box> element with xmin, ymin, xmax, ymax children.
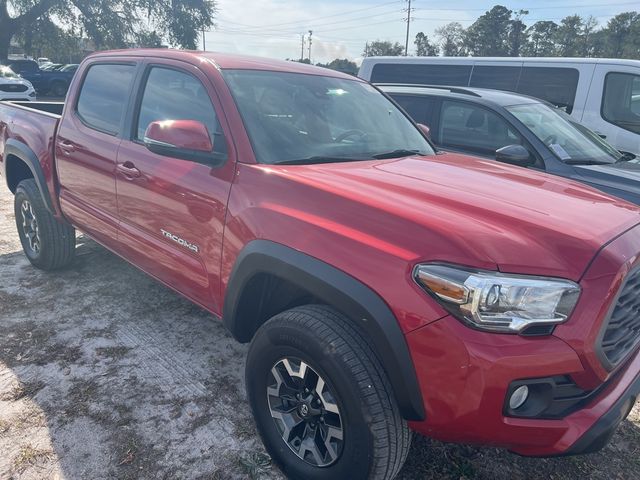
<box><xmin>584</xmin><ymin>65</ymin><xmax>640</xmax><ymax>156</ymax></box>
<box><xmin>57</xmin><ymin>62</ymin><xmax>136</xmax><ymax>245</ymax></box>
<box><xmin>115</xmin><ymin>63</ymin><xmax>235</xmax><ymax>311</ymax></box>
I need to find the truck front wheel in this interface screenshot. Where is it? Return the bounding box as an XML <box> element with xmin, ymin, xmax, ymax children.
<box><xmin>14</xmin><ymin>179</ymin><xmax>75</xmax><ymax>270</ymax></box>
<box><xmin>245</xmin><ymin>305</ymin><xmax>411</xmax><ymax>480</ymax></box>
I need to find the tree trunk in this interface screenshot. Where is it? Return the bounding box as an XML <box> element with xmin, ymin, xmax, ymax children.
<box><xmin>0</xmin><ymin>23</ymin><xmax>14</xmax><ymax>63</ymax></box>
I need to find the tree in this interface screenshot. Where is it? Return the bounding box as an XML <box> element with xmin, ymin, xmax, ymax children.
<box><xmin>555</xmin><ymin>15</ymin><xmax>584</xmax><ymax>57</ymax></box>
<box><xmin>363</xmin><ymin>40</ymin><xmax>404</xmax><ymax>57</ymax></box>
<box><xmin>508</xmin><ymin>10</ymin><xmax>529</xmax><ymax>56</ymax></box>
<box><xmin>522</xmin><ymin>21</ymin><xmax>559</xmax><ymax>56</ymax></box>
<box><xmin>0</xmin><ymin>0</ymin><xmax>216</xmax><ymax>62</ymax></box>
<box><xmin>434</xmin><ymin>22</ymin><xmax>466</xmax><ymax>56</ymax></box>
<box><xmin>317</xmin><ymin>58</ymin><xmax>358</xmax><ymax>75</ymax></box>
<box><xmin>601</xmin><ymin>12</ymin><xmax>640</xmax><ymax>58</ymax></box>
<box><xmin>414</xmin><ymin>32</ymin><xmax>439</xmax><ymax>56</ymax></box>
<box><xmin>464</xmin><ymin>5</ymin><xmax>513</xmax><ymax>56</ymax></box>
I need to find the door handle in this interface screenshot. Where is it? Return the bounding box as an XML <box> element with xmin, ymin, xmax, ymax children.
<box><xmin>117</xmin><ymin>162</ymin><xmax>141</xmax><ymax>178</ymax></box>
<box><xmin>595</xmin><ymin>132</ymin><xmax>607</xmax><ymax>139</ymax></box>
<box><xmin>58</xmin><ymin>140</ymin><xmax>76</xmax><ymax>154</ymax></box>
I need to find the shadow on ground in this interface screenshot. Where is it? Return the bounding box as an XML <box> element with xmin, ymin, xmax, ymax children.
<box><xmin>0</xmin><ymin>238</ymin><xmax>638</xmax><ymax>480</ymax></box>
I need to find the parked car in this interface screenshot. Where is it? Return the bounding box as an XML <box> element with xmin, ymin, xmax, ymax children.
<box><xmin>59</xmin><ymin>64</ymin><xmax>79</xmax><ymax>73</ymax></box>
<box><xmin>378</xmin><ymin>84</ymin><xmax>640</xmax><ymax>205</ymax></box>
<box><xmin>4</xmin><ymin>59</ymin><xmax>73</xmax><ymax>96</ymax></box>
<box><xmin>37</xmin><ymin>57</ymin><xmax>51</xmax><ymax>67</ymax></box>
<box><xmin>359</xmin><ymin>57</ymin><xmax>640</xmax><ymax>157</ymax></box>
<box><xmin>2</xmin><ymin>49</ymin><xmax>640</xmax><ymax>480</ymax></box>
<box><xmin>0</xmin><ymin>66</ymin><xmax>36</xmax><ymax>101</ymax></box>
<box><xmin>41</xmin><ymin>63</ymin><xmax>64</xmax><ymax>71</ymax></box>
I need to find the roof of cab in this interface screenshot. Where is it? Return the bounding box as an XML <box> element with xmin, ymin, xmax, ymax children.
<box><xmin>86</xmin><ymin>48</ymin><xmax>360</xmax><ymax>80</ymax></box>
<box><xmin>378</xmin><ymin>84</ymin><xmax>542</xmax><ymax>107</ymax></box>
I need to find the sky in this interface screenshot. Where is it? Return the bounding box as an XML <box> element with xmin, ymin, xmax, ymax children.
<box><xmin>202</xmin><ymin>0</ymin><xmax>639</xmax><ymax>63</ymax></box>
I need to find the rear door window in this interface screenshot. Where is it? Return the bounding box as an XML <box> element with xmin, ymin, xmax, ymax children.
<box><xmin>371</xmin><ymin>64</ymin><xmax>472</xmax><ymax>86</ymax></box>
<box><xmin>76</xmin><ymin>64</ymin><xmax>136</xmax><ymax>135</ymax></box>
<box><xmin>517</xmin><ymin>67</ymin><xmax>579</xmax><ymax>114</ymax></box>
<box><xmin>470</xmin><ymin>66</ymin><xmax>521</xmax><ymax>91</ymax></box>
<box><xmin>438</xmin><ymin>100</ymin><xmax>523</xmax><ymax>156</ymax></box>
<box><xmin>602</xmin><ymin>72</ymin><xmax>640</xmax><ymax>134</ymax></box>
<box><xmin>389</xmin><ymin>94</ymin><xmax>437</xmax><ymax>125</ymax></box>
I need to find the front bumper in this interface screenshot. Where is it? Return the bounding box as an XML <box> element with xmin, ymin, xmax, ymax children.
<box><xmin>405</xmin><ymin>314</ymin><xmax>640</xmax><ymax>456</ymax></box>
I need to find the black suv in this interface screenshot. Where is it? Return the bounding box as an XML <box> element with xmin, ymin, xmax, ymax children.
<box><xmin>379</xmin><ymin>84</ymin><xmax>640</xmax><ymax>206</ymax></box>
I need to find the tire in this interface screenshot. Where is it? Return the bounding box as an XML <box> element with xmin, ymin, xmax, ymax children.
<box><xmin>50</xmin><ymin>81</ymin><xmax>68</xmax><ymax>97</ymax></box>
<box><xmin>246</xmin><ymin>305</ymin><xmax>411</xmax><ymax>480</ymax></box>
<box><xmin>14</xmin><ymin>179</ymin><xmax>75</xmax><ymax>270</ymax></box>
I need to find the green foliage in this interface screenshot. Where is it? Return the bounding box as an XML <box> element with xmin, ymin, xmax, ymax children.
<box><xmin>464</xmin><ymin>5</ymin><xmax>514</xmax><ymax>56</ymax></box>
<box><xmin>0</xmin><ymin>0</ymin><xmax>216</xmax><ymax>61</ymax></box>
<box><xmin>363</xmin><ymin>40</ymin><xmax>404</xmax><ymax>57</ymax></box>
<box><xmin>414</xmin><ymin>32</ymin><xmax>439</xmax><ymax>56</ymax></box>
<box><xmin>434</xmin><ymin>22</ymin><xmax>466</xmax><ymax>56</ymax></box>
<box><xmin>316</xmin><ymin>58</ymin><xmax>358</xmax><ymax>75</ymax></box>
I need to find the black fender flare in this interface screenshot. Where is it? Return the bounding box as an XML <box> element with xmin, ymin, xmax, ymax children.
<box><xmin>223</xmin><ymin>240</ymin><xmax>426</xmax><ymax>421</ymax></box>
<box><xmin>3</xmin><ymin>139</ymin><xmax>55</xmax><ymax>213</ymax></box>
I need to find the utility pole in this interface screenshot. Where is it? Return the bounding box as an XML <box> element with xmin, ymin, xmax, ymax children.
<box><xmin>365</xmin><ymin>41</ymin><xmax>369</xmax><ymax>57</ymax></box>
<box><xmin>308</xmin><ymin>30</ymin><xmax>313</xmax><ymax>63</ymax></box>
<box><xmin>202</xmin><ymin>29</ymin><xmax>206</xmax><ymax>51</ymax></box>
<box><xmin>404</xmin><ymin>0</ymin><xmax>414</xmax><ymax>56</ymax></box>
<box><xmin>300</xmin><ymin>34</ymin><xmax>306</xmax><ymax>61</ymax></box>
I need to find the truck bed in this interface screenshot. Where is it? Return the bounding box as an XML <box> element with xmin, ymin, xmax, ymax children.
<box><xmin>0</xmin><ymin>100</ymin><xmax>62</xmax><ymax>215</ymax></box>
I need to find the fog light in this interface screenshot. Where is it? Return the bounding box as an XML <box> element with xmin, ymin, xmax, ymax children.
<box><xmin>509</xmin><ymin>385</ymin><xmax>529</xmax><ymax>410</ymax></box>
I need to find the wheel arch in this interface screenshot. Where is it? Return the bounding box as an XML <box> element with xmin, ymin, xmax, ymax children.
<box><xmin>223</xmin><ymin>239</ymin><xmax>426</xmax><ymax>421</ymax></box>
<box><xmin>3</xmin><ymin>139</ymin><xmax>55</xmax><ymax>213</ymax></box>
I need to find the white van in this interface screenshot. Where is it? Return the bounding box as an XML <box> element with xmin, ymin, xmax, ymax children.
<box><xmin>359</xmin><ymin>57</ymin><xmax>640</xmax><ymax>156</ymax></box>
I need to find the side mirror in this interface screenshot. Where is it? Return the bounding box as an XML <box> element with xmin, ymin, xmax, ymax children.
<box><xmin>417</xmin><ymin>123</ymin><xmax>431</xmax><ymax>139</ymax></box>
<box><xmin>495</xmin><ymin>144</ymin><xmax>534</xmax><ymax>167</ymax></box>
<box><xmin>143</xmin><ymin>120</ymin><xmax>216</xmax><ymax>164</ymax></box>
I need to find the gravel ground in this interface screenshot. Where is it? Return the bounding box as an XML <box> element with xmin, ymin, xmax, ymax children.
<box><xmin>0</xmin><ymin>185</ymin><xmax>638</xmax><ymax>480</ymax></box>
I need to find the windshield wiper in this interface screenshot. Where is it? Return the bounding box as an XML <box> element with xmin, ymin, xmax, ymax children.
<box><xmin>277</xmin><ymin>156</ymin><xmax>367</xmax><ymax>165</ymax></box>
<box><xmin>564</xmin><ymin>159</ymin><xmax>616</xmax><ymax>165</ymax></box>
<box><xmin>371</xmin><ymin>149</ymin><xmax>424</xmax><ymax>159</ymax></box>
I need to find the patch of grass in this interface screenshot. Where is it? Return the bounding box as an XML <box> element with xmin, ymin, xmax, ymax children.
<box><xmin>0</xmin><ymin>418</ymin><xmax>9</xmax><ymax>435</ymax></box>
<box><xmin>3</xmin><ymin>379</ymin><xmax>45</xmax><ymax>401</ymax></box>
<box><xmin>12</xmin><ymin>445</ymin><xmax>52</xmax><ymax>472</ymax></box>
<box><xmin>238</xmin><ymin>451</ymin><xmax>272</xmax><ymax>479</ymax></box>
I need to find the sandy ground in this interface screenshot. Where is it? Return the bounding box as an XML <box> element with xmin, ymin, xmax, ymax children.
<box><xmin>0</xmin><ymin>185</ymin><xmax>638</xmax><ymax>480</ymax></box>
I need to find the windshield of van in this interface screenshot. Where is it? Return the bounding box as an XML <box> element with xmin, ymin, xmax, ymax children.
<box><xmin>507</xmin><ymin>102</ymin><xmax>622</xmax><ymax>165</ymax></box>
<box><xmin>223</xmin><ymin>70</ymin><xmax>434</xmax><ymax>164</ymax></box>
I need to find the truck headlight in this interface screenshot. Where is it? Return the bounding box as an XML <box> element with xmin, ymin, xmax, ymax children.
<box><xmin>414</xmin><ymin>264</ymin><xmax>580</xmax><ymax>334</ymax></box>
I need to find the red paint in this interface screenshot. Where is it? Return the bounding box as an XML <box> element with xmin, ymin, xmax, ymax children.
<box><xmin>2</xmin><ymin>49</ymin><xmax>640</xmax><ymax>457</ymax></box>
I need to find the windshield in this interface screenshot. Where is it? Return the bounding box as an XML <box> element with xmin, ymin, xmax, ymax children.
<box><xmin>507</xmin><ymin>102</ymin><xmax>621</xmax><ymax>165</ymax></box>
<box><xmin>0</xmin><ymin>67</ymin><xmax>19</xmax><ymax>79</ymax></box>
<box><xmin>223</xmin><ymin>70</ymin><xmax>434</xmax><ymax>164</ymax></box>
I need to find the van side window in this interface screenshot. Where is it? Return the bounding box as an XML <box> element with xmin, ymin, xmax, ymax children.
<box><xmin>517</xmin><ymin>67</ymin><xmax>579</xmax><ymax>114</ymax></box>
<box><xmin>439</xmin><ymin>100</ymin><xmax>523</xmax><ymax>156</ymax></box>
<box><xmin>389</xmin><ymin>94</ymin><xmax>436</xmax><ymax>125</ymax></box>
<box><xmin>76</xmin><ymin>64</ymin><xmax>135</xmax><ymax>135</ymax></box>
<box><xmin>470</xmin><ymin>66</ymin><xmax>520</xmax><ymax>91</ymax></box>
<box><xmin>135</xmin><ymin>67</ymin><xmax>227</xmax><ymax>158</ymax></box>
<box><xmin>602</xmin><ymin>72</ymin><xmax>640</xmax><ymax>135</ymax></box>
<box><xmin>371</xmin><ymin>64</ymin><xmax>472</xmax><ymax>86</ymax></box>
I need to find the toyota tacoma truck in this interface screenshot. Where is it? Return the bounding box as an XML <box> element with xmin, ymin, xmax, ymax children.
<box><xmin>1</xmin><ymin>50</ymin><xmax>640</xmax><ymax>480</ymax></box>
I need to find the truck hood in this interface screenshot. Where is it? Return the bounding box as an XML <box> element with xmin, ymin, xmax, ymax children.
<box><xmin>274</xmin><ymin>153</ymin><xmax>640</xmax><ymax>281</ymax></box>
<box><xmin>574</xmin><ymin>161</ymin><xmax>640</xmax><ymax>205</ymax></box>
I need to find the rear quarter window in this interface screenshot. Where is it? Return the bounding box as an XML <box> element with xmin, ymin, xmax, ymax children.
<box><xmin>371</xmin><ymin>64</ymin><xmax>472</xmax><ymax>86</ymax></box>
<box><xmin>76</xmin><ymin>64</ymin><xmax>135</xmax><ymax>135</ymax></box>
<box><xmin>517</xmin><ymin>67</ymin><xmax>579</xmax><ymax>114</ymax></box>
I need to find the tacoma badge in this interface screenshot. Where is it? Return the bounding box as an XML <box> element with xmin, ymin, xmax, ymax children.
<box><xmin>160</xmin><ymin>229</ymin><xmax>199</xmax><ymax>253</ymax></box>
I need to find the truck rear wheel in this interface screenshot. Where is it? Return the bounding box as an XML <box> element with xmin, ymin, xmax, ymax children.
<box><xmin>14</xmin><ymin>179</ymin><xmax>75</xmax><ymax>270</ymax></box>
<box><xmin>245</xmin><ymin>305</ymin><xmax>411</xmax><ymax>480</ymax></box>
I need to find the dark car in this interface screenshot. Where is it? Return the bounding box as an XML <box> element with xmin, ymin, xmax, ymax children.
<box><xmin>379</xmin><ymin>84</ymin><xmax>640</xmax><ymax>205</ymax></box>
<box><xmin>4</xmin><ymin>59</ymin><xmax>73</xmax><ymax>96</ymax></box>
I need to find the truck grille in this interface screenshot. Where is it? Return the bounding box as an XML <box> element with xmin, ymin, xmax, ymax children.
<box><xmin>0</xmin><ymin>84</ymin><xmax>28</xmax><ymax>92</ymax></box>
<box><xmin>600</xmin><ymin>268</ymin><xmax>640</xmax><ymax>368</ymax></box>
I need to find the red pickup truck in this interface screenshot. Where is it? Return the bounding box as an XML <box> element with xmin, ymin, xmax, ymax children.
<box><xmin>1</xmin><ymin>49</ymin><xmax>640</xmax><ymax>480</ymax></box>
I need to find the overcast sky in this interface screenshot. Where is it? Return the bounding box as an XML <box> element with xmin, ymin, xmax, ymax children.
<box><xmin>202</xmin><ymin>0</ymin><xmax>639</xmax><ymax>63</ymax></box>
